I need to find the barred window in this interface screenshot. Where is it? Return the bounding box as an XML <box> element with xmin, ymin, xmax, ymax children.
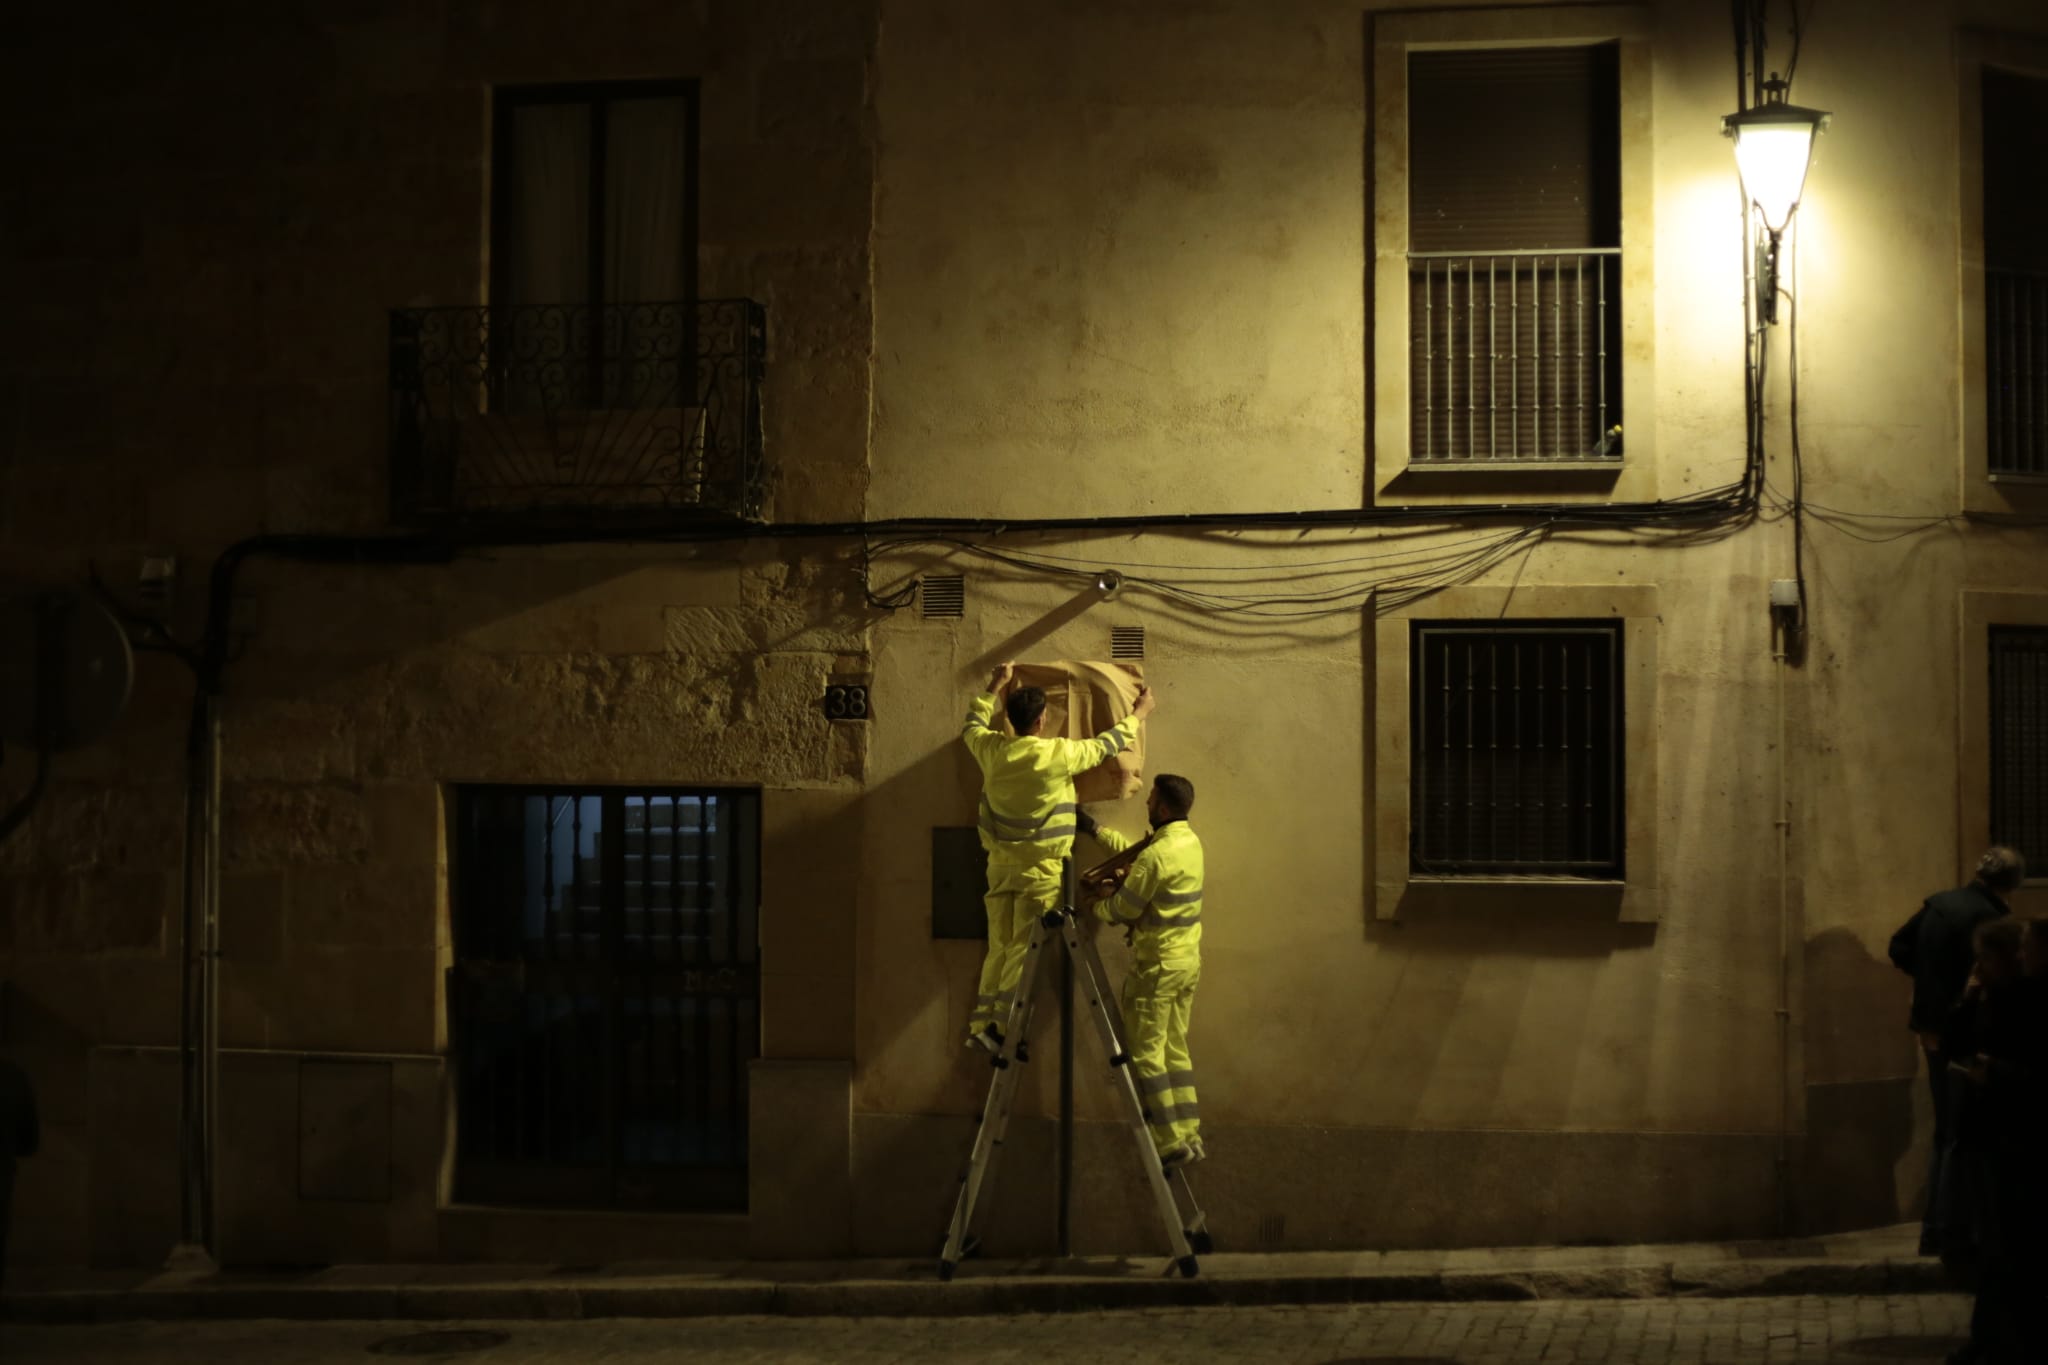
<box><xmin>1411</xmin><ymin>622</ymin><xmax>1624</xmax><ymax>877</ymax></box>
<box><xmin>450</xmin><ymin>786</ymin><xmax>759</xmax><ymax>1211</ymax></box>
<box><xmin>1990</xmin><ymin>627</ymin><xmax>2048</xmax><ymax>872</ymax></box>
<box><xmin>1407</xmin><ymin>45</ymin><xmax>1624</xmax><ymax>464</ymax></box>
<box><xmin>1983</xmin><ymin>66</ymin><xmax>2048</xmax><ymax>477</ymax></box>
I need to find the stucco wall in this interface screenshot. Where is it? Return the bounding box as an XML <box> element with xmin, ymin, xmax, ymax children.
<box><xmin>855</xmin><ymin>0</ymin><xmax>2048</xmax><ymax>1253</ymax></box>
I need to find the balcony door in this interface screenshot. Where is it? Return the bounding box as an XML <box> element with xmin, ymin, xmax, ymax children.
<box><xmin>490</xmin><ymin>82</ymin><xmax>700</xmax><ymax>412</ymax></box>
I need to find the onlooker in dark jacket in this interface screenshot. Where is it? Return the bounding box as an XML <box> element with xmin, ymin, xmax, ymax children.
<box><xmin>1891</xmin><ymin>846</ymin><xmax>2025</xmax><ymax>1255</ymax></box>
<box><xmin>1936</xmin><ymin>917</ymin><xmax>2046</xmax><ymax>1365</ymax></box>
<box><xmin>0</xmin><ymin>1053</ymin><xmax>37</xmax><ymax>1291</ymax></box>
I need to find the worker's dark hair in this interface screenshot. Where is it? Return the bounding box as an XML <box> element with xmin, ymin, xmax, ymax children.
<box><xmin>1976</xmin><ymin>846</ymin><xmax>2027</xmax><ymax>893</ymax></box>
<box><xmin>1153</xmin><ymin>773</ymin><xmax>1195</xmax><ymax>817</ymax></box>
<box><xmin>1976</xmin><ymin>917</ymin><xmax>2025</xmax><ymax>965</ymax></box>
<box><xmin>1006</xmin><ymin>686</ymin><xmax>1048</xmax><ymax>735</ymax></box>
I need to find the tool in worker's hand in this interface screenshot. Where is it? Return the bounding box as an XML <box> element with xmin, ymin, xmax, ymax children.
<box><xmin>1077</xmin><ymin>832</ymin><xmax>1155</xmax><ymax>903</ymax></box>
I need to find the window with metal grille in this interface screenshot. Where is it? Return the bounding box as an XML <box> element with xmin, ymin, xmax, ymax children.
<box><xmin>1990</xmin><ymin>627</ymin><xmax>2048</xmax><ymax>871</ymax></box>
<box><xmin>1407</xmin><ymin>46</ymin><xmax>1624</xmax><ymax>464</ymax></box>
<box><xmin>450</xmin><ymin>786</ymin><xmax>759</xmax><ymax>1211</ymax></box>
<box><xmin>1411</xmin><ymin>622</ymin><xmax>1624</xmax><ymax>877</ymax></box>
<box><xmin>1983</xmin><ymin>67</ymin><xmax>2048</xmax><ymax>477</ymax></box>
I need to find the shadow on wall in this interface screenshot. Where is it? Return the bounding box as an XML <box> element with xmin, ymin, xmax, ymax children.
<box><xmin>1798</xmin><ymin>926</ymin><xmax>1919</xmax><ymax>1234</ymax></box>
<box><xmin>1366</xmin><ymin>888</ymin><xmax>1658</xmax><ymax>956</ymax></box>
<box><xmin>969</xmin><ymin>586</ymin><xmax>1105</xmax><ymax>675</ymax></box>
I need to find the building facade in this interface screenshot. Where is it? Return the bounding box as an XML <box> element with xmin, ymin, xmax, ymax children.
<box><xmin>1</xmin><ymin>0</ymin><xmax>2045</xmax><ymax>1268</ymax></box>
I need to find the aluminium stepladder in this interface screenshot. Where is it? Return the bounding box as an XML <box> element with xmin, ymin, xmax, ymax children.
<box><xmin>937</xmin><ymin>857</ymin><xmax>1212</xmax><ymax>1281</ymax></box>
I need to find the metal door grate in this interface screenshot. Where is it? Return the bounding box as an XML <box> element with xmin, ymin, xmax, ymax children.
<box><xmin>449</xmin><ymin>786</ymin><xmax>760</xmax><ymax>1211</ymax></box>
<box><xmin>1990</xmin><ymin>627</ymin><xmax>2048</xmax><ymax>870</ymax></box>
<box><xmin>1411</xmin><ymin>623</ymin><xmax>1624</xmax><ymax>877</ymax></box>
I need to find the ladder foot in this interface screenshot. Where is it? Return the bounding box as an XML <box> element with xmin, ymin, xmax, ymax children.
<box><xmin>937</xmin><ymin>1259</ymin><xmax>958</xmax><ymax>1282</ymax></box>
<box><xmin>1176</xmin><ymin>1255</ymin><xmax>1200</xmax><ymax>1279</ymax></box>
<box><xmin>1189</xmin><ymin>1230</ymin><xmax>1214</xmax><ymax>1255</ymax></box>
<box><xmin>1014</xmin><ymin>1041</ymin><xmax>1031</xmax><ymax>1064</ymax></box>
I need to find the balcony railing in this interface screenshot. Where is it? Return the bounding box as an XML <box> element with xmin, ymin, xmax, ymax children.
<box><xmin>389</xmin><ymin>299</ymin><xmax>765</xmax><ymax>526</ymax></box>
<box><xmin>1409</xmin><ymin>250</ymin><xmax>1623</xmax><ymax>464</ymax></box>
<box><xmin>1989</xmin><ymin>266</ymin><xmax>2048</xmax><ymax>478</ymax></box>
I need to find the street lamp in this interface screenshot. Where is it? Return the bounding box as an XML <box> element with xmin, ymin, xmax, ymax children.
<box><xmin>1722</xmin><ymin>76</ymin><xmax>1830</xmax><ymax>324</ymax></box>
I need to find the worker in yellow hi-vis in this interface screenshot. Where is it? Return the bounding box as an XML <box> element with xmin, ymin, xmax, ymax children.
<box><xmin>961</xmin><ymin>662</ymin><xmax>1155</xmax><ymax>1054</ymax></box>
<box><xmin>1079</xmin><ymin>773</ymin><xmax>1205</xmax><ymax>1165</ymax></box>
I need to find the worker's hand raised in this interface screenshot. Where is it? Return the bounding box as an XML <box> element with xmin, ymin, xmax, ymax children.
<box><xmin>1132</xmin><ymin>683</ymin><xmax>1157</xmax><ymax>720</ymax></box>
<box><xmin>988</xmin><ymin>662</ymin><xmax>1015</xmax><ymax>692</ymax></box>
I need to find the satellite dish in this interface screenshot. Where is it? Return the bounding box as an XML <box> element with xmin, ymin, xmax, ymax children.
<box><xmin>0</xmin><ymin>586</ymin><xmax>136</xmax><ymax>753</ymax></box>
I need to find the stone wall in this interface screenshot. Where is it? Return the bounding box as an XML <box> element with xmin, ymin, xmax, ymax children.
<box><xmin>1</xmin><ymin>0</ymin><xmax>877</xmax><ymax>1266</ymax></box>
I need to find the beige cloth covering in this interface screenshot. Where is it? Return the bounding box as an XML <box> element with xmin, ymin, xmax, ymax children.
<box><xmin>1005</xmin><ymin>659</ymin><xmax>1147</xmax><ymax>803</ymax></box>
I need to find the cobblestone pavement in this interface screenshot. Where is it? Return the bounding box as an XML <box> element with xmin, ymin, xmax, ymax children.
<box><xmin>0</xmin><ymin>1295</ymin><xmax>1973</xmax><ymax>1363</ymax></box>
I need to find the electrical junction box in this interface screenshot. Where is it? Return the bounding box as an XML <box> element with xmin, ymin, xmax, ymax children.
<box><xmin>1769</xmin><ymin>579</ymin><xmax>1800</xmax><ymax>609</ymax></box>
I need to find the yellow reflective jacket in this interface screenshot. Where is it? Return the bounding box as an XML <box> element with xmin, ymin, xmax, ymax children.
<box><xmin>1092</xmin><ymin>820</ymin><xmax>1203</xmax><ymax>966</ymax></box>
<box><xmin>963</xmin><ymin>691</ymin><xmax>1141</xmax><ymax>868</ymax></box>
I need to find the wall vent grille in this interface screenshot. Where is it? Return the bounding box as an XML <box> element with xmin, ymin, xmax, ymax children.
<box><xmin>921</xmin><ymin>575</ymin><xmax>965</xmax><ymax>619</ymax></box>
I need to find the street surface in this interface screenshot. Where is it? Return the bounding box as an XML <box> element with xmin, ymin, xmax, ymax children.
<box><xmin>1</xmin><ymin>1294</ymin><xmax>1973</xmax><ymax>1362</ymax></box>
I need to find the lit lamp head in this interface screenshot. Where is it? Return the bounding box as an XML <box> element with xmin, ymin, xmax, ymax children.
<box><xmin>1721</xmin><ymin>79</ymin><xmax>1830</xmax><ymax>322</ymax></box>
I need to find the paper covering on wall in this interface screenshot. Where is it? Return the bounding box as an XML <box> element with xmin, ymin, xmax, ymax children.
<box><xmin>1007</xmin><ymin>659</ymin><xmax>1147</xmax><ymax>803</ymax></box>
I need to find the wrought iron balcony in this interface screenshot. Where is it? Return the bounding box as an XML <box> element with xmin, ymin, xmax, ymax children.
<box><xmin>1409</xmin><ymin>250</ymin><xmax>1623</xmax><ymax>464</ymax></box>
<box><xmin>389</xmin><ymin>299</ymin><xmax>765</xmax><ymax>526</ymax></box>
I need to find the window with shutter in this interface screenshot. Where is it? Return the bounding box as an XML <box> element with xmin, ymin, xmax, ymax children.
<box><xmin>1370</xmin><ymin>7</ymin><xmax>1655</xmax><ymax>502</ymax></box>
<box><xmin>1982</xmin><ymin>67</ymin><xmax>2048</xmax><ymax>478</ymax></box>
<box><xmin>1407</xmin><ymin>46</ymin><xmax>1623</xmax><ymax>464</ymax></box>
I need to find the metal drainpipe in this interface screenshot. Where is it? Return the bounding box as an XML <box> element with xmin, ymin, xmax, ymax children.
<box><xmin>1058</xmin><ymin>858</ymin><xmax>1075</xmax><ymax>1258</ymax></box>
<box><xmin>1773</xmin><ymin>616</ymin><xmax>1796</xmax><ymax>1238</ymax></box>
<box><xmin>203</xmin><ymin>693</ymin><xmax>223</xmax><ymax>1264</ymax></box>
<box><xmin>167</xmin><ymin>691</ymin><xmax>223</xmax><ymax>1274</ymax></box>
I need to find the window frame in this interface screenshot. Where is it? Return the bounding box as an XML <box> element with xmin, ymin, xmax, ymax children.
<box><xmin>1988</xmin><ymin>625</ymin><xmax>2048</xmax><ymax>871</ymax></box>
<box><xmin>488</xmin><ymin>79</ymin><xmax>703</xmax><ymax>319</ymax></box>
<box><xmin>1409</xmin><ymin>618</ymin><xmax>1627</xmax><ymax>880</ymax></box>
<box><xmin>1373</xmin><ymin>585</ymin><xmax>1660</xmax><ymax>920</ymax></box>
<box><xmin>1957</xmin><ymin>31</ymin><xmax>2048</xmax><ymax>514</ymax></box>
<box><xmin>1370</xmin><ymin>5</ymin><xmax>1656</xmax><ymax>504</ymax></box>
<box><xmin>1960</xmin><ymin>590</ymin><xmax>2048</xmax><ymax>896</ymax></box>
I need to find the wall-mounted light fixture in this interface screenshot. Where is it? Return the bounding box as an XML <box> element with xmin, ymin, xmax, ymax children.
<box><xmin>1722</xmin><ymin>75</ymin><xmax>1830</xmax><ymax>325</ymax></box>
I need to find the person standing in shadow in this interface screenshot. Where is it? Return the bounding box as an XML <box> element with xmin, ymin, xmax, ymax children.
<box><xmin>0</xmin><ymin>1052</ymin><xmax>36</xmax><ymax>1292</ymax></box>
<box><xmin>1936</xmin><ymin>918</ymin><xmax>2048</xmax><ymax>1365</ymax></box>
<box><xmin>1891</xmin><ymin>846</ymin><xmax>2026</xmax><ymax>1256</ymax></box>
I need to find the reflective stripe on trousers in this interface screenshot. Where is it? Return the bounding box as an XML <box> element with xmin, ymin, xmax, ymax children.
<box><xmin>1120</xmin><ymin>959</ymin><xmax>1201</xmax><ymax>1154</ymax></box>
